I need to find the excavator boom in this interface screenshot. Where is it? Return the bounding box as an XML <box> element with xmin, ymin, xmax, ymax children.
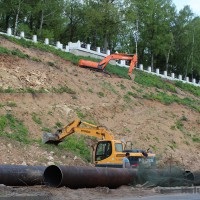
<box><xmin>79</xmin><ymin>53</ymin><xmax>137</xmax><ymax>79</ymax></box>
<box><xmin>42</xmin><ymin>119</ymin><xmax>114</xmax><ymax>144</ymax></box>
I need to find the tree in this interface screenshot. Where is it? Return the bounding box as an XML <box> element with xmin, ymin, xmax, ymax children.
<box><xmin>172</xmin><ymin>6</ymin><xmax>195</xmax><ymax>78</ymax></box>
<box><xmin>80</xmin><ymin>0</ymin><xmax>123</xmax><ymax>51</ymax></box>
<box><xmin>124</xmin><ymin>0</ymin><xmax>176</xmax><ymax>71</ymax></box>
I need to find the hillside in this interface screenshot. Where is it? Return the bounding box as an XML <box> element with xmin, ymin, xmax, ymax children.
<box><xmin>0</xmin><ymin>35</ymin><xmax>200</xmax><ymax>173</ymax></box>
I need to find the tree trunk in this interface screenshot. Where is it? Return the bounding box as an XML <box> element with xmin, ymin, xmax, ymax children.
<box><xmin>151</xmin><ymin>53</ymin><xmax>154</xmax><ymax>71</ymax></box>
<box><xmin>165</xmin><ymin>50</ymin><xmax>170</xmax><ymax>72</ymax></box>
<box><xmin>14</xmin><ymin>0</ymin><xmax>22</xmax><ymax>36</ymax></box>
<box><xmin>103</xmin><ymin>34</ymin><xmax>108</xmax><ymax>53</ymax></box>
<box><xmin>39</xmin><ymin>10</ymin><xmax>44</xmax><ymax>36</ymax></box>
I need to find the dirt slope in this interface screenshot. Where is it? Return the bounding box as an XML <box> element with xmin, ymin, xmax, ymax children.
<box><xmin>0</xmin><ymin>36</ymin><xmax>199</xmax><ymax>173</ymax></box>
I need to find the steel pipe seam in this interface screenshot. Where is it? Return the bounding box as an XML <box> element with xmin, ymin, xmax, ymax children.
<box><xmin>0</xmin><ymin>165</ymin><xmax>46</xmax><ymax>186</ymax></box>
<box><xmin>43</xmin><ymin>165</ymin><xmax>137</xmax><ymax>188</ymax></box>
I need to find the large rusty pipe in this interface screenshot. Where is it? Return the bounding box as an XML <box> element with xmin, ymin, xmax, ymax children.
<box><xmin>43</xmin><ymin>165</ymin><xmax>137</xmax><ymax>188</ymax></box>
<box><xmin>0</xmin><ymin>165</ymin><xmax>45</xmax><ymax>186</ymax></box>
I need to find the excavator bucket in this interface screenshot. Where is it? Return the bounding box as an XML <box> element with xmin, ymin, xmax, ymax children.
<box><xmin>42</xmin><ymin>132</ymin><xmax>61</xmax><ymax>145</ymax></box>
<box><xmin>128</xmin><ymin>73</ymin><xmax>135</xmax><ymax>80</ymax></box>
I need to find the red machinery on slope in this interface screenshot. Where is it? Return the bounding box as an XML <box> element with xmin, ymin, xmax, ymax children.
<box><xmin>79</xmin><ymin>53</ymin><xmax>138</xmax><ymax>79</ymax></box>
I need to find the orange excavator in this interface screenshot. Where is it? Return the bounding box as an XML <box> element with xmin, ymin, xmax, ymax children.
<box><xmin>78</xmin><ymin>53</ymin><xmax>138</xmax><ymax>79</ymax></box>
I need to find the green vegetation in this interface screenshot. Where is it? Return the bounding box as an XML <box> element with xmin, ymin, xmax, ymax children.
<box><xmin>3</xmin><ymin>36</ymin><xmax>82</xmax><ymax>66</ymax></box>
<box><xmin>101</xmin><ymin>81</ymin><xmax>118</xmax><ymax>94</ymax></box>
<box><xmin>76</xmin><ymin>110</ymin><xmax>86</xmax><ymax>119</ymax></box>
<box><xmin>97</xmin><ymin>91</ymin><xmax>105</xmax><ymax>97</ymax></box>
<box><xmin>55</xmin><ymin>121</ymin><xmax>63</xmax><ymax>128</ymax></box>
<box><xmin>0</xmin><ymin>114</ymin><xmax>30</xmax><ymax>143</ymax></box>
<box><xmin>59</xmin><ymin>135</ymin><xmax>91</xmax><ymax>162</ymax></box>
<box><xmin>143</xmin><ymin>92</ymin><xmax>200</xmax><ymax>112</ymax></box>
<box><xmin>41</xmin><ymin>127</ymin><xmax>52</xmax><ymax>133</ymax></box>
<box><xmin>0</xmin><ymin>101</ymin><xmax>17</xmax><ymax>108</ymax></box>
<box><xmin>168</xmin><ymin>140</ymin><xmax>177</xmax><ymax>150</ymax></box>
<box><xmin>51</xmin><ymin>85</ymin><xmax>76</xmax><ymax>94</ymax></box>
<box><xmin>0</xmin><ymin>46</ymin><xmax>29</xmax><ymax>59</ymax></box>
<box><xmin>192</xmin><ymin>136</ymin><xmax>200</xmax><ymax>143</ymax></box>
<box><xmin>175</xmin><ymin>81</ymin><xmax>200</xmax><ymax>97</ymax></box>
<box><xmin>135</xmin><ymin>71</ymin><xmax>176</xmax><ymax>92</ymax></box>
<box><xmin>127</xmin><ymin>91</ymin><xmax>138</xmax><ymax>98</ymax></box>
<box><xmin>123</xmin><ymin>94</ymin><xmax>132</xmax><ymax>102</ymax></box>
<box><xmin>119</xmin><ymin>83</ymin><xmax>126</xmax><ymax>90</ymax></box>
<box><xmin>0</xmin><ymin>86</ymin><xmax>75</xmax><ymax>95</ymax></box>
<box><xmin>31</xmin><ymin>112</ymin><xmax>42</xmax><ymax>125</ymax></box>
<box><xmin>106</xmin><ymin>64</ymin><xmax>130</xmax><ymax>79</ymax></box>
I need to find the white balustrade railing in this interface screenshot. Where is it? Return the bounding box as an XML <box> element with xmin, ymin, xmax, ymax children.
<box><xmin>0</xmin><ymin>28</ymin><xmax>199</xmax><ymax>87</ymax></box>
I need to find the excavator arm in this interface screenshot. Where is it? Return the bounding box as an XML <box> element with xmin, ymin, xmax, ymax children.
<box><xmin>42</xmin><ymin>119</ymin><xmax>114</xmax><ymax>144</ymax></box>
<box><xmin>79</xmin><ymin>53</ymin><xmax>137</xmax><ymax>79</ymax></box>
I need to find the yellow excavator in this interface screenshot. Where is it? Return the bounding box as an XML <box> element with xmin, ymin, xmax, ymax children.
<box><xmin>42</xmin><ymin>119</ymin><xmax>156</xmax><ymax>168</ymax></box>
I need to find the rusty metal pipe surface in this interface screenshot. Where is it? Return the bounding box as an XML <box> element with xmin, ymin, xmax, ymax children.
<box><xmin>0</xmin><ymin>165</ymin><xmax>45</xmax><ymax>186</ymax></box>
<box><xmin>43</xmin><ymin>165</ymin><xmax>137</xmax><ymax>188</ymax></box>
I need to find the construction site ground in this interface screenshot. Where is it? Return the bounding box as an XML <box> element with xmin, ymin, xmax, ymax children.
<box><xmin>0</xmin><ymin>36</ymin><xmax>200</xmax><ymax>199</ymax></box>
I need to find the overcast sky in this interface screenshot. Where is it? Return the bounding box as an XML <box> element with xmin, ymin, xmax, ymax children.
<box><xmin>173</xmin><ymin>0</ymin><xmax>200</xmax><ymax>15</ymax></box>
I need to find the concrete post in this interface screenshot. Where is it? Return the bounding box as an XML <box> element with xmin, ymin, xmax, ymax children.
<box><xmin>148</xmin><ymin>66</ymin><xmax>151</xmax><ymax>72</ymax></box>
<box><xmin>44</xmin><ymin>38</ymin><xmax>49</xmax><ymax>45</ymax></box>
<box><xmin>7</xmin><ymin>28</ymin><xmax>12</xmax><ymax>36</ymax></box>
<box><xmin>65</xmin><ymin>45</ymin><xmax>69</xmax><ymax>52</ymax></box>
<box><xmin>106</xmin><ymin>50</ymin><xmax>111</xmax><ymax>55</ymax></box>
<box><xmin>171</xmin><ymin>73</ymin><xmax>175</xmax><ymax>79</ymax></box>
<box><xmin>164</xmin><ymin>71</ymin><xmax>167</xmax><ymax>77</ymax></box>
<box><xmin>96</xmin><ymin>47</ymin><xmax>100</xmax><ymax>53</ymax></box>
<box><xmin>120</xmin><ymin>60</ymin><xmax>126</xmax><ymax>66</ymax></box>
<box><xmin>77</xmin><ymin>40</ymin><xmax>81</xmax><ymax>48</ymax></box>
<box><xmin>20</xmin><ymin>31</ymin><xmax>25</xmax><ymax>38</ymax></box>
<box><xmin>86</xmin><ymin>44</ymin><xmax>91</xmax><ymax>51</ymax></box>
<box><xmin>68</xmin><ymin>42</ymin><xmax>72</xmax><ymax>49</ymax></box>
<box><xmin>178</xmin><ymin>75</ymin><xmax>182</xmax><ymax>80</ymax></box>
<box><xmin>139</xmin><ymin>64</ymin><xmax>143</xmax><ymax>70</ymax></box>
<box><xmin>33</xmin><ymin>35</ymin><xmax>37</xmax><ymax>43</ymax></box>
<box><xmin>56</xmin><ymin>41</ymin><xmax>61</xmax><ymax>49</ymax></box>
<box><xmin>192</xmin><ymin>78</ymin><xmax>196</xmax><ymax>84</ymax></box>
<box><xmin>60</xmin><ymin>43</ymin><xmax>63</xmax><ymax>49</ymax></box>
<box><xmin>186</xmin><ymin>77</ymin><xmax>189</xmax><ymax>82</ymax></box>
<box><xmin>156</xmin><ymin>68</ymin><xmax>159</xmax><ymax>75</ymax></box>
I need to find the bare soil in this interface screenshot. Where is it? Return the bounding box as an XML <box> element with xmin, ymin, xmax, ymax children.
<box><xmin>0</xmin><ymin>36</ymin><xmax>199</xmax><ymax>199</ymax></box>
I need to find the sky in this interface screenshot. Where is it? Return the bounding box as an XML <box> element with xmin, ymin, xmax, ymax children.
<box><xmin>173</xmin><ymin>0</ymin><xmax>200</xmax><ymax>15</ymax></box>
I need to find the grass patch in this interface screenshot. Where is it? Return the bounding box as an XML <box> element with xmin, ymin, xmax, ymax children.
<box><xmin>135</xmin><ymin>71</ymin><xmax>177</xmax><ymax>92</ymax></box>
<box><xmin>2</xmin><ymin>35</ymin><xmax>82</xmax><ymax>65</ymax></box>
<box><xmin>0</xmin><ymin>86</ymin><xmax>75</xmax><ymax>94</ymax></box>
<box><xmin>0</xmin><ymin>46</ymin><xmax>29</xmax><ymax>59</ymax></box>
<box><xmin>123</xmin><ymin>94</ymin><xmax>132</xmax><ymax>102</ymax></box>
<box><xmin>0</xmin><ymin>114</ymin><xmax>30</xmax><ymax>143</ymax></box>
<box><xmin>143</xmin><ymin>92</ymin><xmax>200</xmax><ymax>112</ymax></box>
<box><xmin>175</xmin><ymin>81</ymin><xmax>200</xmax><ymax>97</ymax></box>
<box><xmin>76</xmin><ymin>109</ymin><xmax>86</xmax><ymax>119</ymax></box>
<box><xmin>55</xmin><ymin>121</ymin><xmax>63</xmax><ymax>128</ymax></box>
<box><xmin>192</xmin><ymin>136</ymin><xmax>200</xmax><ymax>143</ymax></box>
<box><xmin>97</xmin><ymin>91</ymin><xmax>105</xmax><ymax>97</ymax></box>
<box><xmin>0</xmin><ymin>101</ymin><xmax>17</xmax><ymax>108</ymax></box>
<box><xmin>51</xmin><ymin>85</ymin><xmax>76</xmax><ymax>94</ymax></box>
<box><xmin>31</xmin><ymin>112</ymin><xmax>42</xmax><ymax>125</ymax></box>
<box><xmin>59</xmin><ymin>135</ymin><xmax>91</xmax><ymax>162</ymax></box>
<box><xmin>101</xmin><ymin>81</ymin><xmax>118</xmax><ymax>94</ymax></box>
